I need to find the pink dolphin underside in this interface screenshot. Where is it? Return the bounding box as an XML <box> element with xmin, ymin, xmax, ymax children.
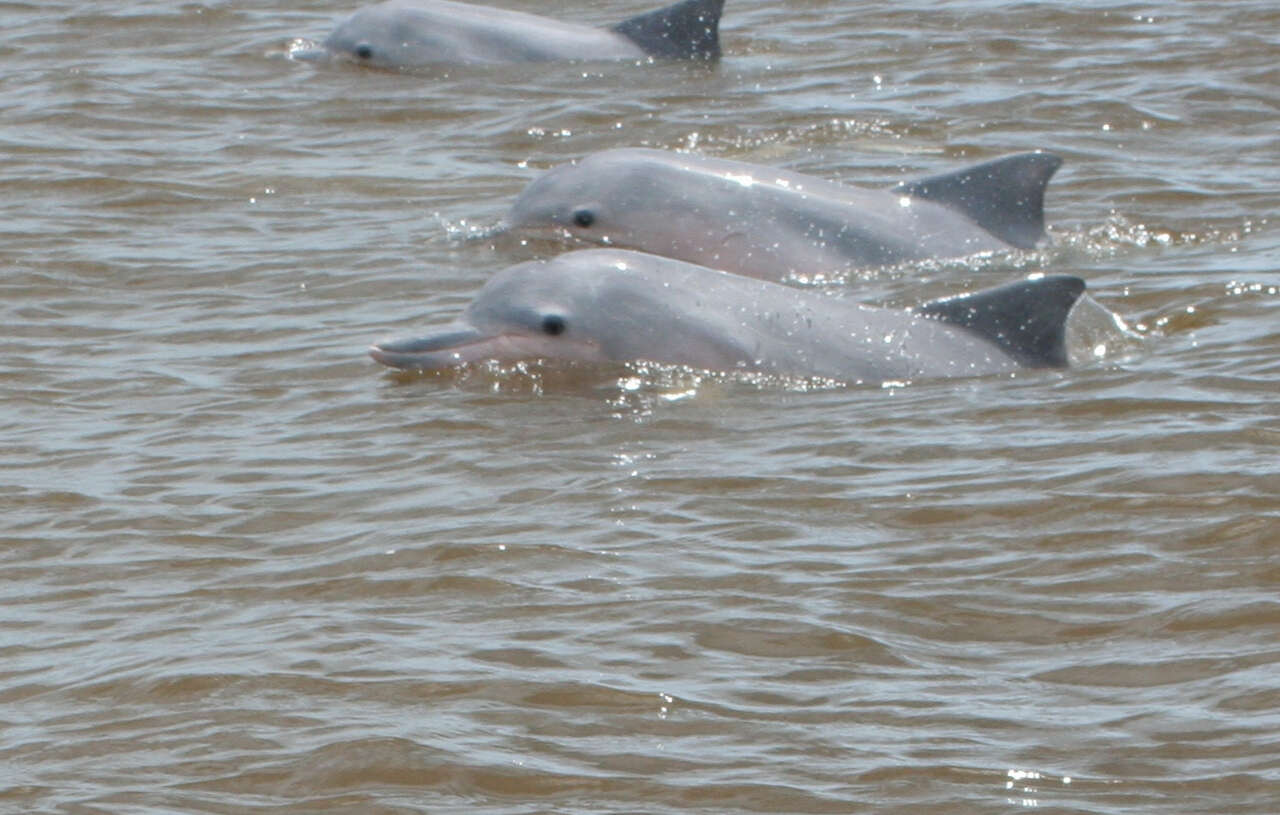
<box><xmin>370</xmin><ymin>249</ymin><xmax>1085</xmax><ymax>384</ymax></box>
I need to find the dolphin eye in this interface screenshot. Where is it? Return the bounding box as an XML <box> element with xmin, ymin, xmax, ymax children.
<box><xmin>541</xmin><ymin>315</ymin><xmax>567</xmax><ymax>336</ymax></box>
<box><xmin>355</xmin><ymin>42</ymin><xmax>373</xmax><ymax>60</ymax></box>
<box><xmin>571</xmin><ymin>208</ymin><xmax>595</xmax><ymax>228</ymax></box>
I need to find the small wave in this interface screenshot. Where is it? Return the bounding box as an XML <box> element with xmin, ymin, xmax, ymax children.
<box><xmin>279</xmin><ymin>37</ymin><xmax>329</xmax><ymax>63</ymax></box>
<box><xmin>431</xmin><ymin>214</ymin><xmax>512</xmax><ymax>244</ymax></box>
<box><xmin>1050</xmin><ymin>213</ymin><xmax>1263</xmax><ymax>260</ymax></box>
<box><xmin>1066</xmin><ymin>294</ymin><xmax>1147</xmax><ymax>367</ymax></box>
<box><xmin>379</xmin><ymin>357</ymin><xmax>855</xmax><ymax>411</ymax></box>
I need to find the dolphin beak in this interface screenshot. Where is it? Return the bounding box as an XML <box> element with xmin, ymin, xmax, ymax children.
<box><xmin>369</xmin><ymin>324</ymin><xmax>490</xmax><ymax>370</ymax></box>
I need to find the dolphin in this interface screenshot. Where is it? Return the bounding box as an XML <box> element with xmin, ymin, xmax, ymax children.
<box><xmin>505</xmin><ymin>149</ymin><xmax>1062</xmax><ymax>281</ymax></box>
<box><xmin>309</xmin><ymin>0</ymin><xmax>724</xmax><ymax>69</ymax></box>
<box><xmin>369</xmin><ymin>249</ymin><xmax>1085</xmax><ymax>384</ymax></box>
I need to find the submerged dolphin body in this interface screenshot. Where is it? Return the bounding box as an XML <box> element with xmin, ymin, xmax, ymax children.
<box><xmin>370</xmin><ymin>249</ymin><xmax>1085</xmax><ymax>383</ymax></box>
<box><xmin>506</xmin><ymin>149</ymin><xmax>1063</xmax><ymax>281</ymax></box>
<box><xmin>315</xmin><ymin>0</ymin><xmax>724</xmax><ymax>69</ymax></box>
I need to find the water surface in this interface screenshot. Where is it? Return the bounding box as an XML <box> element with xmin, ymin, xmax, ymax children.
<box><xmin>2</xmin><ymin>1</ymin><xmax>1277</xmax><ymax>812</ymax></box>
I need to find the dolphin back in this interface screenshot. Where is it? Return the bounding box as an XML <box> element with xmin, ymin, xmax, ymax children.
<box><xmin>915</xmin><ymin>275</ymin><xmax>1085</xmax><ymax>368</ymax></box>
<box><xmin>611</xmin><ymin>0</ymin><xmax>724</xmax><ymax>59</ymax></box>
<box><xmin>892</xmin><ymin>153</ymin><xmax>1063</xmax><ymax>250</ymax></box>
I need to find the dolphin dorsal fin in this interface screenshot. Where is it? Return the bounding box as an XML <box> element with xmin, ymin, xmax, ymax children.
<box><xmin>915</xmin><ymin>275</ymin><xmax>1085</xmax><ymax>368</ymax></box>
<box><xmin>612</xmin><ymin>0</ymin><xmax>724</xmax><ymax>60</ymax></box>
<box><xmin>891</xmin><ymin>153</ymin><xmax>1063</xmax><ymax>249</ymax></box>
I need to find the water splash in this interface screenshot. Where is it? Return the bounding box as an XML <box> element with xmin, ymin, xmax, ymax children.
<box><xmin>1050</xmin><ymin>213</ymin><xmax>1262</xmax><ymax>259</ymax></box>
<box><xmin>1066</xmin><ymin>294</ymin><xmax>1146</xmax><ymax>366</ymax></box>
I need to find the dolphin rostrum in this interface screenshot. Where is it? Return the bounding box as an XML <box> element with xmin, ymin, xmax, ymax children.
<box><xmin>506</xmin><ymin>149</ymin><xmax>1062</xmax><ymax>281</ymax></box>
<box><xmin>370</xmin><ymin>249</ymin><xmax>1085</xmax><ymax>383</ymax></box>
<box><xmin>312</xmin><ymin>0</ymin><xmax>724</xmax><ymax>69</ymax></box>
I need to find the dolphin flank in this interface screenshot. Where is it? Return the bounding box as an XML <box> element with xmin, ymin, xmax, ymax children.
<box><xmin>315</xmin><ymin>0</ymin><xmax>724</xmax><ymax>69</ymax></box>
<box><xmin>506</xmin><ymin>149</ymin><xmax>1062</xmax><ymax>281</ymax></box>
<box><xmin>370</xmin><ymin>249</ymin><xmax>1085</xmax><ymax>383</ymax></box>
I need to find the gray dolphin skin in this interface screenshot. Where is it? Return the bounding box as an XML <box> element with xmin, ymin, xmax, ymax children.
<box><xmin>317</xmin><ymin>0</ymin><xmax>724</xmax><ymax>69</ymax></box>
<box><xmin>506</xmin><ymin>149</ymin><xmax>1062</xmax><ymax>280</ymax></box>
<box><xmin>370</xmin><ymin>249</ymin><xmax>1085</xmax><ymax>383</ymax></box>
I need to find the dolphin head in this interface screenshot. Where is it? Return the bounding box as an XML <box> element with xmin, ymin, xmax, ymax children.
<box><xmin>370</xmin><ymin>250</ymin><xmax>754</xmax><ymax>372</ymax></box>
<box><xmin>323</xmin><ymin>5</ymin><xmax>409</xmax><ymax>68</ymax></box>
<box><xmin>505</xmin><ymin>149</ymin><xmax>816</xmax><ymax>279</ymax></box>
<box><xmin>505</xmin><ymin>149</ymin><xmax>722</xmax><ymax>252</ymax></box>
<box><xmin>323</xmin><ymin>3</ymin><xmax>467</xmax><ymax>69</ymax></box>
<box><xmin>370</xmin><ymin>260</ymin><xmax>610</xmax><ymax>371</ymax></box>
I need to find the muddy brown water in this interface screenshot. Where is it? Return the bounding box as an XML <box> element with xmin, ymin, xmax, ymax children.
<box><xmin>2</xmin><ymin>1</ymin><xmax>1277</xmax><ymax>812</ymax></box>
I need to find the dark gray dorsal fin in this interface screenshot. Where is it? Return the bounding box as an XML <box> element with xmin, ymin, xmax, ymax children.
<box><xmin>915</xmin><ymin>275</ymin><xmax>1085</xmax><ymax>368</ymax></box>
<box><xmin>891</xmin><ymin>153</ymin><xmax>1063</xmax><ymax>249</ymax></box>
<box><xmin>612</xmin><ymin>0</ymin><xmax>724</xmax><ymax>60</ymax></box>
